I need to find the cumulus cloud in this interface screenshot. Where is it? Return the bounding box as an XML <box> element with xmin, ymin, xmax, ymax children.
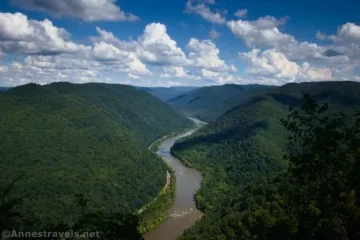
<box><xmin>0</xmin><ymin>12</ymin><xmax>87</xmax><ymax>55</ymax></box>
<box><xmin>279</xmin><ymin>41</ymin><xmax>325</xmax><ymax>61</ymax></box>
<box><xmin>11</xmin><ymin>62</ymin><xmax>23</xmax><ymax>70</ymax></box>
<box><xmin>187</xmin><ymin>38</ymin><xmax>234</xmax><ymax>71</ymax></box>
<box><xmin>136</xmin><ymin>23</ymin><xmax>189</xmax><ymax>65</ymax></box>
<box><xmin>10</xmin><ymin>0</ymin><xmax>139</xmax><ymax>22</ymax></box>
<box><xmin>334</xmin><ymin>22</ymin><xmax>360</xmax><ymax>45</ymax></box>
<box><xmin>185</xmin><ymin>0</ymin><xmax>226</xmax><ymax>24</ymax></box>
<box><xmin>0</xmin><ymin>65</ymin><xmax>8</xmax><ymax>72</ymax></box>
<box><xmin>94</xmin><ymin>24</ymin><xmax>189</xmax><ymax>67</ymax></box>
<box><xmin>160</xmin><ymin>66</ymin><xmax>200</xmax><ymax>80</ymax></box>
<box><xmin>300</xmin><ymin>62</ymin><xmax>333</xmax><ymax>80</ymax></box>
<box><xmin>227</xmin><ymin>16</ymin><xmax>295</xmax><ymax>48</ymax></box>
<box><xmin>240</xmin><ymin>48</ymin><xmax>334</xmax><ymax>83</ymax></box>
<box><xmin>91</xmin><ymin>41</ymin><xmax>151</xmax><ymax>76</ymax></box>
<box><xmin>0</xmin><ymin>55</ymin><xmax>105</xmax><ymax>86</ymax></box>
<box><xmin>201</xmin><ymin>69</ymin><xmax>237</xmax><ymax>84</ymax></box>
<box><xmin>234</xmin><ymin>9</ymin><xmax>248</xmax><ymax>18</ymax></box>
<box><xmin>94</xmin><ymin>27</ymin><xmax>137</xmax><ymax>52</ymax></box>
<box><xmin>240</xmin><ymin>49</ymin><xmax>299</xmax><ymax>80</ymax></box>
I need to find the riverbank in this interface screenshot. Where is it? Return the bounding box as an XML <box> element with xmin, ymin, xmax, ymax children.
<box><xmin>138</xmin><ymin>123</ymin><xmax>199</xmax><ymax>234</ymax></box>
<box><xmin>138</xmin><ymin>166</ymin><xmax>176</xmax><ymax>233</ymax></box>
<box><xmin>144</xmin><ymin>118</ymin><xmax>206</xmax><ymax>240</ymax></box>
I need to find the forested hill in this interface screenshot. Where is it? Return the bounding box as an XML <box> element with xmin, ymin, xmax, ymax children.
<box><xmin>0</xmin><ymin>87</ymin><xmax>8</xmax><ymax>92</ymax></box>
<box><xmin>140</xmin><ymin>86</ymin><xmax>197</xmax><ymax>102</ymax></box>
<box><xmin>167</xmin><ymin>84</ymin><xmax>275</xmax><ymax>122</ymax></box>
<box><xmin>172</xmin><ymin>81</ymin><xmax>360</xmax><ymax>239</ymax></box>
<box><xmin>0</xmin><ymin>82</ymin><xmax>193</xmax><ymax>230</ymax></box>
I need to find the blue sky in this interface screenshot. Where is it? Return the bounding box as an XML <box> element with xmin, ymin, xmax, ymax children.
<box><xmin>0</xmin><ymin>0</ymin><xmax>359</xmax><ymax>87</ymax></box>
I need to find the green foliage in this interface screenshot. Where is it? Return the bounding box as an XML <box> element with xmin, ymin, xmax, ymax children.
<box><xmin>138</xmin><ymin>167</ymin><xmax>176</xmax><ymax>233</ymax></box>
<box><xmin>173</xmin><ymin>83</ymin><xmax>360</xmax><ymax>240</ymax></box>
<box><xmin>0</xmin><ymin>189</ymin><xmax>144</xmax><ymax>240</ymax></box>
<box><xmin>0</xmin><ymin>82</ymin><xmax>192</xmax><ymax>230</ymax></box>
<box><xmin>275</xmin><ymin>94</ymin><xmax>360</xmax><ymax>239</ymax></box>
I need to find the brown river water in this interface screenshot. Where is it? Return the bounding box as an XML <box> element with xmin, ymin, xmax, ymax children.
<box><xmin>144</xmin><ymin>118</ymin><xmax>205</xmax><ymax>240</ymax></box>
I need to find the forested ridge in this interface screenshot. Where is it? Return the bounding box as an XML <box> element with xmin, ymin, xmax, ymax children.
<box><xmin>168</xmin><ymin>84</ymin><xmax>275</xmax><ymax>122</ymax></box>
<box><xmin>140</xmin><ymin>86</ymin><xmax>197</xmax><ymax>102</ymax></box>
<box><xmin>0</xmin><ymin>82</ymin><xmax>193</xmax><ymax>234</ymax></box>
<box><xmin>0</xmin><ymin>87</ymin><xmax>8</xmax><ymax>92</ymax></box>
<box><xmin>172</xmin><ymin>81</ymin><xmax>360</xmax><ymax>239</ymax></box>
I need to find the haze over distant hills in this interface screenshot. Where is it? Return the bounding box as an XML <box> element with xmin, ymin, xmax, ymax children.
<box><xmin>167</xmin><ymin>84</ymin><xmax>275</xmax><ymax>122</ymax></box>
<box><xmin>140</xmin><ymin>86</ymin><xmax>198</xmax><ymax>102</ymax></box>
<box><xmin>0</xmin><ymin>87</ymin><xmax>9</xmax><ymax>92</ymax></box>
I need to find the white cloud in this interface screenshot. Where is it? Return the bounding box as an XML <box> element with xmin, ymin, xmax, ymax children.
<box><xmin>92</xmin><ymin>41</ymin><xmax>127</xmax><ymax>61</ymax></box>
<box><xmin>92</xmin><ymin>23</ymin><xmax>189</xmax><ymax>74</ymax></box>
<box><xmin>10</xmin><ymin>0</ymin><xmax>139</xmax><ymax>22</ymax></box>
<box><xmin>227</xmin><ymin>16</ymin><xmax>295</xmax><ymax>48</ymax></box>
<box><xmin>160</xmin><ymin>66</ymin><xmax>200</xmax><ymax>80</ymax></box>
<box><xmin>90</xmin><ymin>42</ymin><xmax>151</xmax><ymax>76</ymax></box>
<box><xmin>92</xmin><ymin>25</ymin><xmax>236</xmax><ymax>84</ymax></box>
<box><xmin>185</xmin><ymin>0</ymin><xmax>226</xmax><ymax>24</ymax></box>
<box><xmin>0</xmin><ymin>12</ymin><xmax>33</xmax><ymax>41</ymax></box>
<box><xmin>0</xmin><ymin>12</ymin><xmax>87</xmax><ymax>55</ymax></box>
<box><xmin>0</xmin><ymin>55</ymin><xmax>104</xmax><ymax>86</ymax></box>
<box><xmin>279</xmin><ymin>41</ymin><xmax>325</xmax><ymax>61</ymax></box>
<box><xmin>209</xmin><ymin>29</ymin><xmax>220</xmax><ymax>39</ymax></box>
<box><xmin>11</xmin><ymin>62</ymin><xmax>23</xmax><ymax>70</ymax></box>
<box><xmin>201</xmin><ymin>69</ymin><xmax>236</xmax><ymax>84</ymax></box>
<box><xmin>335</xmin><ymin>22</ymin><xmax>360</xmax><ymax>45</ymax></box>
<box><xmin>240</xmin><ymin>48</ymin><xmax>334</xmax><ymax>83</ymax></box>
<box><xmin>240</xmin><ymin>48</ymin><xmax>299</xmax><ymax>80</ymax></box>
<box><xmin>187</xmin><ymin>38</ymin><xmax>233</xmax><ymax>71</ymax></box>
<box><xmin>316</xmin><ymin>31</ymin><xmax>327</xmax><ymax>40</ymax></box>
<box><xmin>94</xmin><ymin>27</ymin><xmax>137</xmax><ymax>52</ymax></box>
<box><xmin>315</xmin><ymin>23</ymin><xmax>360</xmax><ymax>58</ymax></box>
<box><xmin>252</xmin><ymin>16</ymin><xmax>288</xmax><ymax>29</ymax></box>
<box><xmin>234</xmin><ymin>9</ymin><xmax>248</xmax><ymax>18</ymax></box>
<box><xmin>136</xmin><ymin>23</ymin><xmax>189</xmax><ymax>65</ymax></box>
<box><xmin>0</xmin><ymin>65</ymin><xmax>8</xmax><ymax>72</ymax></box>
<box><xmin>300</xmin><ymin>62</ymin><xmax>333</xmax><ymax>81</ymax></box>
<box><xmin>126</xmin><ymin>53</ymin><xmax>152</xmax><ymax>76</ymax></box>
<box><xmin>128</xmin><ymin>73</ymin><xmax>140</xmax><ymax>79</ymax></box>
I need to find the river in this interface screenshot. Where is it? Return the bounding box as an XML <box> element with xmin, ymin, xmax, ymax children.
<box><xmin>144</xmin><ymin>118</ymin><xmax>205</xmax><ymax>240</ymax></box>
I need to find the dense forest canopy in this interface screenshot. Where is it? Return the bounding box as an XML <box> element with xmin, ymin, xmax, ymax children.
<box><xmin>0</xmin><ymin>82</ymin><xmax>193</xmax><ymax>231</ymax></box>
<box><xmin>172</xmin><ymin>81</ymin><xmax>360</xmax><ymax>239</ymax></box>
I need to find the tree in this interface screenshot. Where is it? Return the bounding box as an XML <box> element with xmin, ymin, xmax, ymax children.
<box><xmin>280</xmin><ymin>93</ymin><xmax>360</xmax><ymax>239</ymax></box>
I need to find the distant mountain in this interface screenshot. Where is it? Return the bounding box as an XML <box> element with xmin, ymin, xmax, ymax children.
<box><xmin>0</xmin><ymin>82</ymin><xmax>193</xmax><ymax>229</ymax></box>
<box><xmin>168</xmin><ymin>84</ymin><xmax>275</xmax><ymax>121</ymax></box>
<box><xmin>0</xmin><ymin>87</ymin><xmax>9</xmax><ymax>92</ymax></box>
<box><xmin>140</xmin><ymin>86</ymin><xmax>198</xmax><ymax>102</ymax></box>
<box><xmin>172</xmin><ymin>81</ymin><xmax>360</xmax><ymax>240</ymax></box>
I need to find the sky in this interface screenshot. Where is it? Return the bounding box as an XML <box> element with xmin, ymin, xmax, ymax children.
<box><xmin>0</xmin><ymin>0</ymin><xmax>359</xmax><ymax>87</ymax></box>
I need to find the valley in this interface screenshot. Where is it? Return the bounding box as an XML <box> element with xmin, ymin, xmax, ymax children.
<box><xmin>1</xmin><ymin>1</ymin><xmax>360</xmax><ymax>239</ymax></box>
<box><xmin>1</xmin><ymin>81</ymin><xmax>360</xmax><ymax>240</ymax></box>
<box><xmin>144</xmin><ymin>118</ymin><xmax>205</xmax><ymax>240</ymax></box>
